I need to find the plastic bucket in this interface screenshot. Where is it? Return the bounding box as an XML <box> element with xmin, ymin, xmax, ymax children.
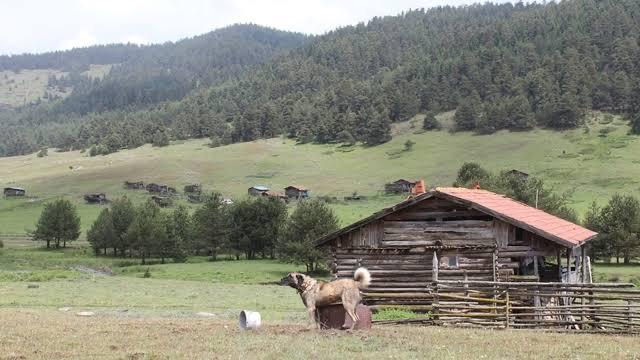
<box><xmin>239</xmin><ymin>310</ymin><xmax>261</xmax><ymax>330</ymax></box>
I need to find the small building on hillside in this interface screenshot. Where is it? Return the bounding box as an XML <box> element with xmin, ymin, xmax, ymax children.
<box><xmin>184</xmin><ymin>184</ymin><xmax>202</xmax><ymax>194</ymax></box>
<box><xmin>315</xmin><ymin>187</ymin><xmax>597</xmax><ymax>305</ymax></box>
<box><xmin>506</xmin><ymin>169</ymin><xmax>529</xmax><ymax>181</ymax></box>
<box><xmin>146</xmin><ymin>183</ymin><xmax>176</xmax><ymax>195</ymax></box>
<box><xmin>248</xmin><ymin>185</ymin><xmax>269</xmax><ymax>196</ymax></box>
<box><xmin>84</xmin><ymin>193</ymin><xmax>108</xmax><ymax>204</ymax></box>
<box><xmin>124</xmin><ymin>181</ymin><xmax>145</xmax><ymax>190</ymax></box>
<box><xmin>3</xmin><ymin>187</ymin><xmax>26</xmax><ymax>197</ymax></box>
<box><xmin>384</xmin><ymin>179</ymin><xmax>416</xmax><ymax>194</ymax></box>
<box><xmin>284</xmin><ymin>185</ymin><xmax>309</xmax><ymax>199</ymax></box>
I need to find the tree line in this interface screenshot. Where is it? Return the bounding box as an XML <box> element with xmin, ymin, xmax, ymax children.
<box><xmin>1</xmin><ymin>0</ymin><xmax>640</xmax><ymax>157</ymax></box>
<box><xmin>85</xmin><ymin>194</ymin><xmax>337</xmax><ymax>270</ymax></box>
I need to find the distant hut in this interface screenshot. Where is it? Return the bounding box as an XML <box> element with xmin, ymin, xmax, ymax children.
<box><xmin>3</xmin><ymin>187</ymin><xmax>26</xmax><ymax>197</ymax></box>
<box><xmin>248</xmin><ymin>186</ymin><xmax>269</xmax><ymax>196</ymax></box>
<box><xmin>184</xmin><ymin>184</ymin><xmax>202</xmax><ymax>194</ymax></box>
<box><xmin>124</xmin><ymin>181</ymin><xmax>145</xmax><ymax>190</ymax></box>
<box><xmin>151</xmin><ymin>195</ymin><xmax>173</xmax><ymax>208</ymax></box>
<box><xmin>506</xmin><ymin>169</ymin><xmax>530</xmax><ymax>181</ymax></box>
<box><xmin>284</xmin><ymin>185</ymin><xmax>309</xmax><ymax>199</ymax></box>
<box><xmin>84</xmin><ymin>193</ymin><xmax>108</xmax><ymax>204</ymax></box>
<box><xmin>146</xmin><ymin>183</ymin><xmax>176</xmax><ymax>195</ymax></box>
<box><xmin>384</xmin><ymin>179</ymin><xmax>416</xmax><ymax>194</ymax></box>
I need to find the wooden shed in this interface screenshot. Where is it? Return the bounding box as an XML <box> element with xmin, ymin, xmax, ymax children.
<box><xmin>385</xmin><ymin>179</ymin><xmax>416</xmax><ymax>194</ymax></box>
<box><xmin>315</xmin><ymin>187</ymin><xmax>597</xmax><ymax>303</ymax></box>
<box><xmin>3</xmin><ymin>187</ymin><xmax>25</xmax><ymax>197</ymax></box>
<box><xmin>84</xmin><ymin>193</ymin><xmax>108</xmax><ymax>204</ymax></box>
<box><xmin>146</xmin><ymin>183</ymin><xmax>176</xmax><ymax>195</ymax></box>
<box><xmin>248</xmin><ymin>185</ymin><xmax>269</xmax><ymax>196</ymax></box>
<box><xmin>124</xmin><ymin>181</ymin><xmax>145</xmax><ymax>190</ymax></box>
<box><xmin>284</xmin><ymin>185</ymin><xmax>309</xmax><ymax>199</ymax></box>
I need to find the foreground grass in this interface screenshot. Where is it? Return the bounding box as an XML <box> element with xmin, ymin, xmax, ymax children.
<box><xmin>1</xmin><ymin>112</ymin><xmax>638</xmax><ymax>233</ymax></box>
<box><xmin>1</xmin><ymin>309</ymin><xmax>639</xmax><ymax>360</ymax></box>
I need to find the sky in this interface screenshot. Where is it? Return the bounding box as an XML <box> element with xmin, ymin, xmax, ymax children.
<box><xmin>0</xmin><ymin>0</ymin><xmax>514</xmax><ymax>55</ymax></box>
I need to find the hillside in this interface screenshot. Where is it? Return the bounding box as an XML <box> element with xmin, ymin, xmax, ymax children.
<box><xmin>2</xmin><ymin>0</ymin><xmax>640</xmax><ymax>158</ymax></box>
<box><xmin>0</xmin><ymin>111</ymin><xmax>637</xmax><ymax>235</ymax></box>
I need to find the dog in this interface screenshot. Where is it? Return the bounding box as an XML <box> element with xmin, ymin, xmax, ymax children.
<box><xmin>281</xmin><ymin>267</ymin><xmax>371</xmax><ymax>329</ymax></box>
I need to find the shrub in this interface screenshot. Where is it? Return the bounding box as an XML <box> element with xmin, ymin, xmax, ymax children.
<box><xmin>143</xmin><ymin>268</ymin><xmax>152</xmax><ymax>278</ymax></box>
<box><xmin>423</xmin><ymin>112</ymin><xmax>441</xmax><ymax>131</ymax></box>
<box><xmin>37</xmin><ymin>148</ymin><xmax>48</xmax><ymax>157</ymax></box>
<box><xmin>0</xmin><ymin>239</ymin><xmax>4</xmax><ymax>248</ymax></box>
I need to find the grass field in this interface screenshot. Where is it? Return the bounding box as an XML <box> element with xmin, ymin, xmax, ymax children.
<box><xmin>1</xmin><ymin>111</ymin><xmax>639</xmax><ymax>235</ymax></box>
<box><xmin>1</xmin><ymin>244</ymin><xmax>640</xmax><ymax>359</ymax></box>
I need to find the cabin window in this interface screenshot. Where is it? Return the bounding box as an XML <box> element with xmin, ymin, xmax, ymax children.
<box><xmin>515</xmin><ymin>228</ymin><xmax>524</xmax><ymax>242</ymax></box>
<box><xmin>447</xmin><ymin>256</ymin><xmax>459</xmax><ymax>268</ymax></box>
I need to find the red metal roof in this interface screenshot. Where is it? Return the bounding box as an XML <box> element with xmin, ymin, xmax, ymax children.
<box><xmin>435</xmin><ymin>187</ymin><xmax>597</xmax><ymax>247</ymax></box>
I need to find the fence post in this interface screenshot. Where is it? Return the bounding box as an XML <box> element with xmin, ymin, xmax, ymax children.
<box><xmin>505</xmin><ymin>290</ymin><xmax>510</xmax><ymax>329</ymax></box>
<box><xmin>628</xmin><ymin>300</ymin><xmax>632</xmax><ymax>333</ymax></box>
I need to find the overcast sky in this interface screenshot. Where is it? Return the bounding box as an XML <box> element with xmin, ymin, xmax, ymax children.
<box><xmin>1</xmin><ymin>0</ymin><xmax>516</xmax><ymax>55</ymax></box>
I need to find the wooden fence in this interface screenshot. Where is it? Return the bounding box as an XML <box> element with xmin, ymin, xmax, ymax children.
<box><xmin>371</xmin><ymin>280</ymin><xmax>640</xmax><ymax>334</ymax></box>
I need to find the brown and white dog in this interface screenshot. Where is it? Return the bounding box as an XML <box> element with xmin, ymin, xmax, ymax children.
<box><xmin>281</xmin><ymin>267</ymin><xmax>371</xmax><ymax>329</ymax></box>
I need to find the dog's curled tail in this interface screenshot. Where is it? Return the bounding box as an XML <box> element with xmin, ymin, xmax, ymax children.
<box><xmin>354</xmin><ymin>267</ymin><xmax>371</xmax><ymax>289</ymax></box>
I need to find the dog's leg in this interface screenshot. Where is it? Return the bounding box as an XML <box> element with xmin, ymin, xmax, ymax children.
<box><xmin>342</xmin><ymin>289</ymin><xmax>360</xmax><ymax>330</ymax></box>
<box><xmin>306</xmin><ymin>298</ymin><xmax>320</xmax><ymax>330</ymax></box>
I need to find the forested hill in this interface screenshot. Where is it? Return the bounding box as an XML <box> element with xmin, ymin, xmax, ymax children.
<box><xmin>1</xmin><ymin>0</ymin><xmax>640</xmax><ymax>157</ymax></box>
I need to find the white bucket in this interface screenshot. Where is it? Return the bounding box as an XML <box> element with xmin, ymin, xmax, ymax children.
<box><xmin>239</xmin><ymin>310</ymin><xmax>261</xmax><ymax>330</ymax></box>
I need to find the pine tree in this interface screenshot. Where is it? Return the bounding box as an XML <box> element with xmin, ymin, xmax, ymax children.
<box><xmin>278</xmin><ymin>200</ymin><xmax>339</xmax><ymax>272</ymax></box>
<box><xmin>126</xmin><ymin>199</ymin><xmax>167</xmax><ymax>264</ymax></box>
<box><xmin>33</xmin><ymin>199</ymin><xmax>81</xmax><ymax>249</ymax></box>
<box><xmin>87</xmin><ymin>208</ymin><xmax>117</xmax><ymax>255</ymax></box>
<box><xmin>365</xmin><ymin>111</ymin><xmax>392</xmax><ymax>145</ymax></box>
<box><xmin>630</xmin><ymin>113</ymin><xmax>640</xmax><ymax>135</ymax></box>
<box><xmin>110</xmin><ymin>197</ymin><xmax>136</xmax><ymax>256</ymax></box>
<box><xmin>454</xmin><ymin>99</ymin><xmax>478</xmax><ymax>131</ymax></box>
<box><xmin>192</xmin><ymin>192</ymin><xmax>227</xmax><ymax>260</ymax></box>
<box><xmin>422</xmin><ymin>112</ymin><xmax>440</xmax><ymax>131</ymax></box>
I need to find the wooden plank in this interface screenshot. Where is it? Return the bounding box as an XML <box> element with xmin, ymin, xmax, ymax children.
<box><xmin>385</xmin><ymin>210</ymin><xmax>487</xmax><ymax>221</ymax></box>
<box><xmin>384</xmin><ymin>220</ymin><xmax>492</xmax><ymax>228</ymax></box>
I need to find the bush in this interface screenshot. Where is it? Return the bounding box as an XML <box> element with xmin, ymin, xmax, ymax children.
<box><xmin>0</xmin><ymin>239</ymin><xmax>4</xmax><ymax>248</ymax></box>
<box><xmin>143</xmin><ymin>268</ymin><xmax>152</xmax><ymax>278</ymax></box>
<box><xmin>89</xmin><ymin>144</ymin><xmax>111</xmax><ymax>157</ymax></box>
<box><xmin>37</xmin><ymin>148</ymin><xmax>48</xmax><ymax>157</ymax></box>
<box><xmin>422</xmin><ymin>112</ymin><xmax>441</xmax><ymax>131</ymax></box>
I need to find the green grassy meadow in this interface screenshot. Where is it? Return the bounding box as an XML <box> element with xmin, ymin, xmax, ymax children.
<box><xmin>1</xmin><ymin>112</ymin><xmax>639</xmax><ymax>235</ymax></box>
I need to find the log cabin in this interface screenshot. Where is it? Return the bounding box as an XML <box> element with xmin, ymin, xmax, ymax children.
<box><xmin>124</xmin><ymin>181</ymin><xmax>145</xmax><ymax>190</ymax></box>
<box><xmin>315</xmin><ymin>187</ymin><xmax>597</xmax><ymax>304</ymax></box>
<box><xmin>248</xmin><ymin>185</ymin><xmax>269</xmax><ymax>196</ymax></box>
<box><xmin>84</xmin><ymin>193</ymin><xmax>108</xmax><ymax>204</ymax></box>
<box><xmin>284</xmin><ymin>185</ymin><xmax>309</xmax><ymax>199</ymax></box>
<box><xmin>384</xmin><ymin>179</ymin><xmax>416</xmax><ymax>194</ymax></box>
<box><xmin>3</xmin><ymin>187</ymin><xmax>25</xmax><ymax>197</ymax></box>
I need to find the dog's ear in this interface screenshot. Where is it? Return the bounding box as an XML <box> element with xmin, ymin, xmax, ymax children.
<box><xmin>296</xmin><ymin>274</ymin><xmax>305</xmax><ymax>286</ymax></box>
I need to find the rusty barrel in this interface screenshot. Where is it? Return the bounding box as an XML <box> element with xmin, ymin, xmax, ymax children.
<box><xmin>316</xmin><ymin>304</ymin><xmax>371</xmax><ymax>330</ymax></box>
